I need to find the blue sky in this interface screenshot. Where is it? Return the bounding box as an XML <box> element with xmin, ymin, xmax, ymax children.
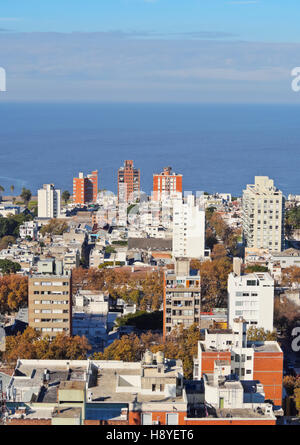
<box><xmin>1</xmin><ymin>0</ymin><xmax>300</xmax><ymax>41</ymax></box>
<box><xmin>0</xmin><ymin>0</ymin><xmax>300</xmax><ymax>102</ymax></box>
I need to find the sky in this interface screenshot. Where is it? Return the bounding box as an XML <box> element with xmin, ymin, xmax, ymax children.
<box><xmin>0</xmin><ymin>0</ymin><xmax>300</xmax><ymax>102</ymax></box>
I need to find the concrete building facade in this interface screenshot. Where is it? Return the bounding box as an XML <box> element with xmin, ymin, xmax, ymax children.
<box><xmin>228</xmin><ymin>267</ymin><xmax>275</xmax><ymax>332</ymax></box>
<box><xmin>163</xmin><ymin>258</ymin><xmax>201</xmax><ymax>337</ymax></box>
<box><xmin>28</xmin><ymin>272</ymin><xmax>72</xmax><ymax>338</ymax></box>
<box><xmin>172</xmin><ymin>194</ymin><xmax>205</xmax><ymax>259</ymax></box>
<box><xmin>242</xmin><ymin>176</ymin><xmax>285</xmax><ymax>252</ymax></box>
<box><xmin>38</xmin><ymin>184</ymin><xmax>61</xmax><ymax>219</ymax></box>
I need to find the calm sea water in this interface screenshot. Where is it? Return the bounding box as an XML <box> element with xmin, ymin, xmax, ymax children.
<box><xmin>0</xmin><ymin>102</ymin><xmax>299</xmax><ymax>197</ymax></box>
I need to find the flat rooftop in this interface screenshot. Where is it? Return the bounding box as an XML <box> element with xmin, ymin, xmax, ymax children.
<box><xmin>88</xmin><ymin>364</ymin><xmax>185</xmax><ymax>406</ymax></box>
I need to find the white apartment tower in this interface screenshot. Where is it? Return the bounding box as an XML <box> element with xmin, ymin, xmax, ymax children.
<box><xmin>172</xmin><ymin>194</ymin><xmax>205</xmax><ymax>259</ymax></box>
<box><xmin>228</xmin><ymin>262</ymin><xmax>274</xmax><ymax>332</ymax></box>
<box><xmin>38</xmin><ymin>184</ymin><xmax>61</xmax><ymax>219</ymax></box>
<box><xmin>242</xmin><ymin>176</ymin><xmax>285</xmax><ymax>252</ymax></box>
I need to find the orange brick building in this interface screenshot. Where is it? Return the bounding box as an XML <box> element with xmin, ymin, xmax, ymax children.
<box><xmin>73</xmin><ymin>170</ymin><xmax>98</xmax><ymax>205</ymax></box>
<box><xmin>153</xmin><ymin>166</ymin><xmax>182</xmax><ymax>201</ymax></box>
<box><xmin>118</xmin><ymin>160</ymin><xmax>140</xmax><ymax>203</ymax></box>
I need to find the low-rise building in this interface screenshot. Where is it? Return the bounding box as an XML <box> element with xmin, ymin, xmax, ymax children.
<box><xmin>193</xmin><ymin>317</ymin><xmax>283</xmax><ymax>407</ymax></box>
<box><xmin>228</xmin><ymin>260</ymin><xmax>274</xmax><ymax>332</ymax></box>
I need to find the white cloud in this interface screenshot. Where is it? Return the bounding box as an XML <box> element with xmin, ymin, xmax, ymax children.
<box><xmin>0</xmin><ymin>31</ymin><xmax>298</xmax><ymax>102</ymax></box>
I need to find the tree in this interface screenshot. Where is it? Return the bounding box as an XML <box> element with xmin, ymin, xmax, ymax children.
<box><xmin>0</xmin><ymin>185</ymin><xmax>4</xmax><ymax>193</ymax></box>
<box><xmin>93</xmin><ymin>324</ymin><xmax>202</xmax><ymax>379</ymax></box>
<box><xmin>199</xmin><ymin>257</ymin><xmax>233</xmax><ymax>309</ymax></box>
<box><xmin>211</xmin><ymin>244</ymin><xmax>227</xmax><ymax>260</ymax></box>
<box><xmin>247</xmin><ymin>326</ymin><xmax>277</xmax><ymax>341</ymax></box>
<box><xmin>244</xmin><ymin>264</ymin><xmax>269</xmax><ymax>273</ymax></box>
<box><xmin>10</xmin><ymin>185</ymin><xmax>14</xmax><ymax>195</ymax></box>
<box><xmin>116</xmin><ymin>311</ymin><xmax>163</xmax><ymax>330</ymax></box>
<box><xmin>0</xmin><ymin>235</ymin><xmax>16</xmax><ymax>250</ymax></box>
<box><xmin>281</xmin><ymin>266</ymin><xmax>300</xmax><ymax>287</ymax></box>
<box><xmin>205</xmin><ymin>227</ymin><xmax>218</xmax><ymax>250</ymax></box>
<box><xmin>0</xmin><ymin>259</ymin><xmax>21</xmax><ymax>274</ymax></box>
<box><xmin>205</xmin><ymin>207</ymin><xmax>216</xmax><ymax>223</ymax></box>
<box><xmin>62</xmin><ymin>190</ymin><xmax>71</xmax><ymax>205</ymax></box>
<box><xmin>40</xmin><ymin>219</ymin><xmax>68</xmax><ymax>236</ymax></box>
<box><xmin>3</xmin><ymin>327</ymin><xmax>91</xmax><ymax>365</ymax></box>
<box><xmin>0</xmin><ymin>274</ymin><xmax>28</xmax><ymax>312</ymax></box>
<box><xmin>20</xmin><ymin>187</ymin><xmax>32</xmax><ymax>206</ymax></box>
<box><xmin>93</xmin><ymin>333</ymin><xmax>145</xmax><ymax>362</ymax></box>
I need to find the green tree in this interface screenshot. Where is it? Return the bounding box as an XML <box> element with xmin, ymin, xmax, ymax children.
<box><xmin>244</xmin><ymin>264</ymin><xmax>269</xmax><ymax>273</ymax></box>
<box><xmin>20</xmin><ymin>187</ymin><xmax>32</xmax><ymax>206</ymax></box>
<box><xmin>116</xmin><ymin>311</ymin><xmax>163</xmax><ymax>330</ymax></box>
<box><xmin>0</xmin><ymin>259</ymin><xmax>21</xmax><ymax>274</ymax></box>
<box><xmin>62</xmin><ymin>190</ymin><xmax>71</xmax><ymax>205</ymax></box>
<box><xmin>10</xmin><ymin>185</ymin><xmax>14</xmax><ymax>195</ymax></box>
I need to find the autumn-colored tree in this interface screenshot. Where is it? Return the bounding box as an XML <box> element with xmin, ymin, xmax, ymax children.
<box><xmin>247</xmin><ymin>326</ymin><xmax>277</xmax><ymax>342</ymax></box>
<box><xmin>205</xmin><ymin>207</ymin><xmax>216</xmax><ymax>223</ymax></box>
<box><xmin>283</xmin><ymin>375</ymin><xmax>300</xmax><ymax>395</ymax></box>
<box><xmin>93</xmin><ymin>333</ymin><xmax>144</xmax><ymax>362</ymax></box>
<box><xmin>199</xmin><ymin>257</ymin><xmax>233</xmax><ymax>309</ymax></box>
<box><xmin>209</xmin><ymin>213</ymin><xmax>230</xmax><ymax>241</ymax></box>
<box><xmin>93</xmin><ymin>324</ymin><xmax>202</xmax><ymax>379</ymax></box>
<box><xmin>3</xmin><ymin>327</ymin><xmax>91</xmax><ymax>365</ymax></box>
<box><xmin>72</xmin><ymin>267</ymin><xmax>163</xmax><ymax>311</ymax></box>
<box><xmin>190</xmin><ymin>259</ymin><xmax>201</xmax><ymax>271</ymax></box>
<box><xmin>0</xmin><ymin>235</ymin><xmax>16</xmax><ymax>251</ymax></box>
<box><xmin>40</xmin><ymin>219</ymin><xmax>69</xmax><ymax>236</ymax></box>
<box><xmin>205</xmin><ymin>227</ymin><xmax>218</xmax><ymax>251</ymax></box>
<box><xmin>0</xmin><ymin>274</ymin><xmax>28</xmax><ymax>313</ymax></box>
<box><xmin>274</xmin><ymin>296</ymin><xmax>299</xmax><ymax>328</ymax></box>
<box><xmin>211</xmin><ymin>244</ymin><xmax>227</xmax><ymax>260</ymax></box>
<box><xmin>281</xmin><ymin>266</ymin><xmax>300</xmax><ymax>287</ymax></box>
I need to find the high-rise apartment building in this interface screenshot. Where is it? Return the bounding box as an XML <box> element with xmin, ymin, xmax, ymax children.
<box><xmin>242</xmin><ymin>176</ymin><xmax>285</xmax><ymax>252</ymax></box>
<box><xmin>118</xmin><ymin>160</ymin><xmax>140</xmax><ymax>203</ymax></box>
<box><xmin>38</xmin><ymin>184</ymin><xmax>61</xmax><ymax>218</ymax></box>
<box><xmin>227</xmin><ymin>260</ymin><xmax>274</xmax><ymax>332</ymax></box>
<box><xmin>73</xmin><ymin>170</ymin><xmax>98</xmax><ymax>205</ymax></box>
<box><xmin>153</xmin><ymin>167</ymin><xmax>182</xmax><ymax>201</ymax></box>
<box><xmin>172</xmin><ymin>194</ymin><xmax>205</xmax><ymax>259</ymax></box>
<box><xmin>28</xmin><ymin>260</ymin><xmax>72</xmax><ymax>338</ymax></box>
<box><xmin>163</xmin><ymin>258</ymin><xmax>201</xmax><ymax>337</ymax></box>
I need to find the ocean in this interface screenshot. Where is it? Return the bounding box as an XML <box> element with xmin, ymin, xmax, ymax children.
<box><xmin>0</xmin><ymin>102</ymin><xmax>299</xmax><ymax>197</ymax></box>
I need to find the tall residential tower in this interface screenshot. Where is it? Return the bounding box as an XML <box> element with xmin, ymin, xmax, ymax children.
<box><xmin>38</xmin><ymin>184</ymin><xmax>61</xmax><ymax>219</ymax></box>
<box><xmin>118</xmin><ymin>160</ymin><xmax>140</xmax><ymax>203</ymax></box>
<box><xmin>242</xmin><ymin>176</ymin><xmax>285</xmax><ymax>252</ymax></box>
